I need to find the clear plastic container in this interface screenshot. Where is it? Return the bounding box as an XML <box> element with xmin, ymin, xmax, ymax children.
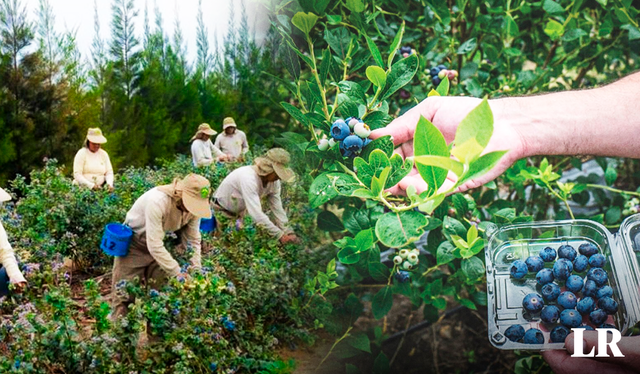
<box><xmin>485</xmin><ymin>214</ymin><xmax>640</xmax><ymax>350</ymax></box>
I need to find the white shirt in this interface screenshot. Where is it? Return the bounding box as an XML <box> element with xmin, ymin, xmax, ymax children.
<box><xmin>213</xmin><ymin>166</ymin><xmax>289</xmax><ymax>238</ymax></box>
<box><xmin>0</xmin><ymin>221</ymin><xmax>26</xmax><ymax>284</ymax></box>
<box><xmin>214</xmin><ymin>130</ymin><xmax>249</xmax><ymax>159</ymax></box>
<box><xmin>73</xmin><ymin>148</ymin><xmax>114</xmax><ymax>188</ymax></box>
<box><xmin>191</xmin><ymin>139</ymin><xmax>224</xmax><ymax>167</ymax></box>
<box><xmin>124</xmin><ymin>188</ymin><xmax>201</xmax><ymax>276</ymax></box>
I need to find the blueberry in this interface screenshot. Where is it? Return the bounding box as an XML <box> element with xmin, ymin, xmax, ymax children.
<box><xmin>539</xmin><ymin>247</ymin><xmax>557</xmax><ymax>262</ymax></box>
<box><xmin>429</xmin><ymin>67</ymin><xmax>439</xmax><ymax>76</ymax></box>
<box><xmin>553</xmin><ymin>258</ymin><xmax>573</xmax><ymax>281</ymax></box>
<box><xmin>523</xmin><ymin>328</ymin><xmax>544</xmax><ymax>344</ymax></box>
<box><xmin>504</xmin><ymin>324</ymin><xmax>525</xmax><ymax>342</ymax></box>
<box><xmin>536</xmin><ymin>268</ymin><xmax>555</xmax><ymax>285</ymax></box>
<box><xmin>394</xmin><ymin>270</ymin><xmax>410</xmax><ymax>283</ymax></box>
<box><xmin>589</xmin><ymin>254</ymin><xmax>606</xmax><ymax>268</ymax></box>
<box><xmin>330</xmin><ymin>120</ymin><xmax>350</xmax><ymax>141</ymax></box>
<box><xmin>580</xmin><ymin>324</ymin><xmax>595</xmax><ymax>331</ymax></box>
<box><xmin>353</xmin><ymin>122</ymin><xmax>371</xmax><ymax>139</ymax></box>
<box><xmin>400</xmin><ymin>46</ymin><xmax>412</xmax><ymax>55</ymax></box>
<box><xmin>363</xmin><ymin>138</ymin><xmax>372</xmax><ymax>147</ymax></box>
<box><xmin>346</xmin><ymin>117</ymin><xmax>361</xmax><ymax>129</ymax></box>
<box><xmin>558</xmin><ymin>291</ymin><xmax>578</xmax><ymax>309</ymax></box>
<box><xmin>587</xmin><ymin>268</ymin><xmax>608</xmax><ymax>286</ymax></box>
<box><xmin>599</xmin><ymin>323</ymin><xmax>617</xmax><ymax>329</ymax></box>
<box><xmin>510</xmin><ymin>260</ymin><xmax>528</xmax><ymax>279</ymax></box>
<box><xmin>596</xmin><ymin>285</ymin><xmax>613</xmax><ymax>299</ymax></box>
<box><xmin>583</xmin><ymin>280</ymin><xmax>598</xmax><ymax>297</ymax></box>
<box><xmin>573</xmin><ymin>255</ymin><xmax>589</xmax><ymax>273</ymax></box>
<box><xmin>577</xmin><ymin>297</ymin><xmax>596</xmax><ymax>315</ymax></box>
<box><xmin>541</xmin><ymin>283</ymin><xmax>561</xmax><ymax>301</ymax></box>
<box><xmin>560</xmin><ymin>309</ymin><xmax>582</xmax><ymax>328</ymax></box>
<box><xmin>550</xmin><ymin>325</ymin><xmax>571</xmax><ymax>343</ymax></box>
<box><xmin>579</xmin><ymin>242</ymin><xmax>599</xmax><ymax>257</ymax></box>
<box><xmin>342</xmin><ymin>135</ymin><xmax>364</xmax><ymax>153</ymax></box>
<box><xmin>522</xmin><ymin>293</ymin><xmax>544</xmax><ymax>313</ymax></box>
<box><xmin>589</xmin><ymin>309</ymin><xmax>608</xmax><ymax>325</ymax></box>
<box><xmin>565</xmin><ymin>275</ymin><xmax>584</xmax><ymax>293</ymax></box>
<box><xmin>432</xmin><ymin>77</ymin><xmax>441</xmax><ymax>86</ymax></box>
<box><xmin>541</xmin><ymin>305</ymin><xmax>560</xmax><ymax>323</ymax></box>
<box><xmin>437</xmin><ymin>64</ymin><xmax>447</xmax><ymax>70</ymax></box>
<box><xmin>558</xmin><ymin>245</ymin><xmax>577</xmax><ymax>261</ymax></box>
<box><xmin>525</xmin><ymin>256</ymin><xmax>544</xmax><ymax>272</ymax></box>
<box><xmin>598</xmin><ymin>297</ymin><xmax>618</xmax><ymax>314</ymax></box>
<box><xmin>210</xmin><ymin>362</ymin><xmax>218</xmax><ymax>371</ymax></box>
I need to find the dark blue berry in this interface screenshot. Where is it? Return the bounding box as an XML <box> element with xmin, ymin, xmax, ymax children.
<box><xmin>558</xmin><ymin>245</ymin><xmax>577</xmax><ymax>261</ymax></box>
<box><xmin>583</xmin><ymin>280</ymin><xmax>598</xmax><ymax>298</ymax></box>
<box><xmin>400</xmin><ymin>46</ymin><xmax>412</xmax><ymax>55</ymax></box>
<box><xmin>525</xmin><ymin>256</ymin><xmax>544</xmax><ymax>272</ymax></box>
<box><xmin>580</xmin><ymin>324</ymin><xmax>595</xmax><ymax>331</ymax></box>
<box><xmin>579</xmin><ymin>242</ymin><xmax>599</xmax><ymax>257</ymax></box>
<box><xmin>558</xmin><ymin>291</ymin><xmax>578</xmax><ymax>309</ymax></box>
<box><xmin>536</xmin><ymin>268</ymin><xmax>554</xmax><ymax>285</ymax></box>
<box><xmin>598</xmin><ymin>297</ymin><xmax>618</xmax><ymax>314</ymax></box>
<box><xmin>522</xmin><ymin>293</ymin><xmax>544</xmax><ymax>313</ymax></box>
<box><xmin>589</xmin><ymin>309</ymin><xmax>608</xmax><ymax>325</ymax></box>
<box><xmin>437</xmin><ymin>64</ymin><xmax>447</xmax><ymax>70</ymax></box>
<box><xmin>330</xmin><ymin>120</ymin><xmax>350</xmax><ymax>141</ymax></box>
<box><xmin>553</xmin><ymin>258</ymin><xmax>573</xmax><ymax>281</ymax></box>
<box><xmin>342</xmin><ymin>135</ymin><xmax>364</xmax><ymax>153</ymax></box>
<box><xmin>587</xmin><ymin>268</ymin><xmax>608</xmax><ymax>286</ymax></box>
<box><xmin>541</xmin><ymin>305</ymin><xmax>560</xmax><ymax>323</ymax></box>
<box><xmin>539</xmin><ymin>247</ymin><xmax>557</xmax><ymax>262</ymax></box>
<box><xmin>432</xmin><ymin>77</ymin><xmax>441</xmax><ymax>86</ymax></box>
<box><xmin>394</xmin><ymin>270</ymin><xmax>410</xmax><ymax>283</ymax></box>
<box><xmin>505</xmin><ymin>324</ymin><xmax>525</xmax><ymax>342</ymax></box>
<box><xmin>429</xmin><ymin>67</ymin><xmax>439</xmax><ymax>76</ymax></box>
<box><xmin>565</xmin><ymin>275</ymin><xmax>584</xmax><ymax>293</ymax></box>
<box><xmin>560</xmin><ymin>309</ymin><xmax>582</xmax><ymax>328</ymax></box>
<box><xmin>510</xmin><ymin>260</ymin><xmax>528</xmax><ymax>279</ymax></box>
<box><xmin>550</xmin><ymin>325</ymin><xmax>571</xmax><ymax>343</ymax></box>
<box><xmin>577</xmin><ymin>297</ymin><xmax>596</xmax><ymax>315</ymax></box>
<box><xmin>573</xmin><ymin>255</ymin><xmax>589</xmax><ymax>272</ymax></box>
<box><xmin>596</xmin><ymin>286</ymin><xmax>613</xmax><ymax>300</ymax></box>
<box><xmin>541</xmin><ymin>283</ymin><xmax>561</xmax><ymax>301</ymax></box>
<box><xmin>210</xmin><ymin>362</ymin><xmax>218</xmax><ymax>371</ymax></box>
<box><xmin>523</xmin><ymin>328</ymin><xmax>544</xmax><ymax>344</ymax></box>
<box><xmin>589</xmin><ymin>254</ymin><xmax>606</xmax><ymax>268</ymax></box>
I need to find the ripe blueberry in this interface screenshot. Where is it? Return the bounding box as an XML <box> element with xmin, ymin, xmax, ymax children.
<box><xmin>560</xmin><ymin>309</ymin><xmax>582</xmax><ymax>328</ymax></box>
<box><xmin>539</xmin><ymin>247</ymin><xmax>557</xmax><ymax>262</ymax></box>
<box><xmin>505</xmin><ymin>324</ymin><xmax>525</xmax><ymax>342</ymax></box>
<box><xmin>589</xmin><ymin>253</ymin><xmax>606</xmax><ymax>268</ymax></box>
<box><xmin>541</xmin><ymin>283</ymin><xmax>561</xmax><ymax>301</ymax></box>
<box><xmin>400</xmin><ymin>46</ymin><xmax>412</xmax><ymax>55</ymax></box>
<box><xmin>525</xmin><ymin>256</ymin><xmax>544</xmax><ymax>272</ymax></box>
<box><xmin>342</xmin><ymin>135</ymin><xmax>364</xmax><ymax>153</ymax></box>
<box><xmin>523</xmin><ymin>328</ymin><xmax>544</xmax><ymax>344</ymax></box>
<box><xmin>510</xmin><ymin>260</ymin><xmax>528</xmax><ymax>279</ymax></box>
<box><xmin>394</xmin><ymin>270</ymin><xmax>411</xmax><ymax>283</ymax></box>
<box><xmin>582</xmin><ymin>280</ymin><xmax>598</xmax><ymax>297</ymax></box>
<box><xmin>573</xmin><ymin>255</ymin><xmax>589</xmax><ymax>272</ymax></box>
<box><xmin>541</xmin><ymin>305</ymin><xmax>560</xmax><ymax>323</ymax></box>
<box><xmin>550</xmin><ymin>325</ymin><xmax>571</xmax><ymax>343</ymax></box>
<box><xmin>596</xmin><ymin>285</ymin><xmax>613</xmax><ymax>299</ymax></box>
<box><xmin>577</xmin><ymin>296</ymin><xmax>596</xmax><ymax>315</ymax></box>
<box><xmin>429</xmin><ymin>67</ymin><xmax>439</xmax><ymax>76</ymax></box>
<box><xmin>589</xmin><ymin>309</ymin><xmax>608</xmax><ymax>325</ymax></box>
<box><xmin>598</xmin><ymin>297</ymin><xmax>618</xmax><ymax>314</ymax></box>
<box><xmin>437</xmin><ymin>64</ymin><xmax>447</xmax><ymax>70</ymax></box>
<box><xmin>553</xmin><ymin>258</ymin><xmax>573</xmax><ymax>281</ymax></box>
<box><xmin>522</xmin><ymin>293</ymin><xmax>544</xmax><ymax>313</ymax></box>
<box><xmin>587</xmin><ymin>268</ymin><xmax>608</xmax><ymax>286</ymax></box>
<box><xmin>579</xmin><ymin>242</ymin><xmax>599</xmax><ymax>257</ymax></box>
<box><xmin>558</xmin><ymin>245</ymin><xmax>577</xmax><ymax>261</ymax></box>
<box><xmin>557</xmin><ymin>291</ymin><xmax>578</xmax><ymax>309</ymax></box>
<box><xmin>432</xmin><ymin>77</ymin><xmax>441</xmax><ymax>86</ymax></box>
<box><xmin>580</xmin><ymin>324</ymin><xmax>595</xmax><ymax>331</ymax></box>
<box><xmin>536</xmin><ymin>268</ymin><xmax>554</xmax><ymax>285</ymax></box>
<box><xmin>363</xmin><ymin>138</ymin><xmax>372</xmax><ymax>147</ymax></box>
<box><xmin>565</xmin><ymin>275</ymin><xmax>584</xmax><ymax>293</ymax></box>
<box><xmin>331</xmin><ymin>120</ymin><xmax>350</xmax><ymax>141</ymax></box>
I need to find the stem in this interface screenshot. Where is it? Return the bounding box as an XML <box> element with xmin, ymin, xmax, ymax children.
<box><xmin>306</xmin><ymin>34</ymin><xmax>330</xmax><ymax>124</ymax></box>
<box><xmin>543</xmin><ymin>180</ymin><xmax>575</xmax><ymax>220</ymax></box>
<box><xmin>422</xmin><ymin>265</ymin><xmax>440</xmax><ymax>277</ymax></box>
<box><xmin>586</xmin><ymin>183</ymin><xmax>640</xmax><ymax>197</ymax></box>
<box><xmin>316</xmin><ymin>327</ymin><xmax>353</xmax><ymax>371</ymax></box>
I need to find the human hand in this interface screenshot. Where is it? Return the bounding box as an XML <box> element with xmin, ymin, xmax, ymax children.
<box><xmin>11</xmin><ymin>281</ymin><xmax>27</xmax><ymax>293</ymax></box>
<box><xmin>279</xmin><ymin>233</ymin><xmax>300</xmax><ymax>244</ymax></box>
<box><xmin>370</xmin><ymin>96</ymin><xmax>526</xmax><ymax>194</ymax></box>
<box><xmin>108</xmin><ymin>185</ymin><xmax>115</xmax><ymax>192</ymax></box>
<box><xmin>541</xmin><ymin>332</ymin><xmax>640</xmax><ymax>374</ymax></box>
<box><xmin>92</xmin><ymin>184</ymin><xmax>101</xmax><ymax>191</ymax></box>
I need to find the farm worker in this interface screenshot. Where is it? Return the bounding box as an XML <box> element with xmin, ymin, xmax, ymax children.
<box><xmin>214</xmin><ymin>117</ymin><xmax>249</xmax><ymax>161</ymax></box>
<box><xmin>212</xmin><ymin>148</ymin><xmax>299</xmax><ymax>244</ymax></box>
<box><xmin>73</xmin><ymin>128</ymin><xmax>114</xmax><ymax>191</ymax></box>
<box><xmin>371</xmin><ymin>71</ymin><xmax>640</xmax><ymax>374</ymax></box>
<box><xmin>0</xmin><ymin>188</ymin><xmax>27</xmax><ymax>294</ymax></box>
<box><xmin>111</xmin><ymin>174</ymin><xmax>212</xmax><ymax>318</ymax></box>
<box><xmin>190</xmin><ymin>123</ymin><xmax>228</xmax><ymax>167</ymax></box>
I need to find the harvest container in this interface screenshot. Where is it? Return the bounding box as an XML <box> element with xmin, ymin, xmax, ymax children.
<box><xmin>101</xmin><ymin>223</ymin><xmax>133</xmax><ymax>257</ymax></box>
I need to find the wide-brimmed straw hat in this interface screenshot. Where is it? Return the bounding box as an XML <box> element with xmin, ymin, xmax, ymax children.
<box><xmin>222</xmin><ymin>117</ymin><xmax>237</xmax><ymax>130</ymax></box>
<box><xmin>0</xmin><ymin>187</ymin><xmax>11</xmax><ymax>202</ymax></box>
<box><xmin>253</xmin><ymin>148</ymin><xmax>295</xmax><ymax>183</ymax></box>
<box><xmin>86</xmin><ymin>128</ymin><xmax>107</xmax><ymax>144</ymax></box>
<box><xmin>190</xmin><ymin>123</ymin><xmax>217</xmax><ymax>141</ymax></box>
<box><xmin>176</xmin><ymin>174</ymin><xmax>212</xmax><ymax>218</ymax></box>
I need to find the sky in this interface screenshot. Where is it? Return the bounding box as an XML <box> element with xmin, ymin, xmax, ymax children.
<box><xmin>22</xmin><ymin>0</ymin><xmax>271</xmax><ymax>64</ymax></box>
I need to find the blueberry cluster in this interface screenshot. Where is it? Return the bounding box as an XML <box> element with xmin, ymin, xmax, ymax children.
<box><xmin>428</xmin><ymin>64</ymin><xmax>458</xmax><ymax>87</ymax></box>
<box><xmin>623</xmin><ymin>197</ymin><xmax>640</xmax><ymax>216</ymax></box>
<box><xmin>506</xmin><ymin>242</ymin><xmax>619</xmax><ymax>344</ymax></box>
<box><xmin>393</xmin><ymin>248</ymin><xmax>420</xmax><ymax>272</ymax></box>
<box><xmin>318</xmin><ymin>117</ymin><xmax>372</xmax><ymax>157</ymax></box>
<box><xmin>399</xmin><ymin>46</ymin><xmax>414</xmax><ymax>58</ymax></box>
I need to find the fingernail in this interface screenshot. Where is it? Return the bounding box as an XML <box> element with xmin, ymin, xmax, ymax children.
<box><xmin>389</xmin><ymin>135</ymin><xmax>394</xmax><ymax>142</ymax></box>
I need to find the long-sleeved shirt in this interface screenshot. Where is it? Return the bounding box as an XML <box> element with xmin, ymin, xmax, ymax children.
<box><xmin>213</xmin><ymin>165</ymin><xmax>290</xmax><ymax>238</ymax></box>
<box><xmin>124</xmin><ymin>188</ymin><xmax>201</xmax><ymax>276</ymax></box>
<box><xmin>191</xmin><ymin>139</ymin><xmax>224</xmax><ymax>167</ymax></box>
<box><xmin>0</xmin><ymin>221</ymin><xmax>26</xmax><ymax>284</ymax></box>
<box><xmin>214</xmin><ymin>130</ymin><xmax>249</xmax><ymax>159</ymax></box>
<box><xmin>73</xmin><ymin>147</ymin><xmax>114</xmax><ymax>188</ymax></box>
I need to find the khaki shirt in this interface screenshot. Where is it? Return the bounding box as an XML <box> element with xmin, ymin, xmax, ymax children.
<box><xmin>73</xmin><ymin>148</ymin><xmax>114</xmax><ymax>188</ymax></box>
<box><xmin>191</xmin><ymin>139</ymin><xmax>224</xmax><ymax>167</ymax></box>
<box><xmin>124</xmin><ymin>188</ymin><xmax>201</xmax><ymax>276</ymax></box>
<box><xmin>0</xmin><ymin>221</ymin><xmax>26</xmax><ymax>283</ymax></box>
<box><xmin>213</xmin><ymin>166</ymin><xmax>289</xmax><ymax>238</ymax></box>
<box><xmin>214</xmin><ymin>130</ymin><xmax>249</xmax><ymax>159</ymax></box>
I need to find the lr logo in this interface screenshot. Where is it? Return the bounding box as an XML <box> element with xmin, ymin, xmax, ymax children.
<box><xmin>570</xmin><ymin>328</ymin><xmax>625</xmax><ymax>357</ymax></box>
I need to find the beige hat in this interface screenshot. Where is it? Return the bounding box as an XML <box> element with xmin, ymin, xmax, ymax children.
<box><xmin>86</xmin><ymin>128</ymin><xmax>107</xmax><ymax>144</ymax></box>
<box><xmin>0</xmin><ymin>187</ymin><xmax>11</xmax><ymax>202</ymax></box>
<box><xmin>253</xmin><ymin>148</ymin><xmax>295</xmax><ymax>183</ymax></box>
<box><xmin>222</xmin><ymin>117</ymin><xmax>237</xmax><ymax>130</ymax></box>
<box><xmin>190</xmin><ymin>123</ymin><xmax>217</xmax><ymax>141</ymax></box>
<box><xmin>175</xmin><ymin>174</ymin><xmax>212</xmax><ymax>218</ymax></box>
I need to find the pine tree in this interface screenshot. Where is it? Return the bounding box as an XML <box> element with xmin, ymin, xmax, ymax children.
<box><xmin>195</xmin><ymin>0</ymin><xmax>210</xmax><ymax>80</ymax></box>
<box><xmin>109</xmin><ymin>0</ymin><xmax>140</xmax><ymax>101</ymax></box>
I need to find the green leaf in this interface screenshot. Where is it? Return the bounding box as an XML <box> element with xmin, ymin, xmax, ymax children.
<box><xmin>543</xmin><ymin>0</ymin><xmax>565</xmax><ymax>14</ymax></box>
<box><xmin>467</xmin><ymin>224</ymin><xmax>478</xmax><ymax>244</ymax></box>
<box><xmin>338</xmin><ymin>246</ymin><xmax>361</xmax><ymax>264</ymax></box>
<box><xmin>354</xmin><ymin>150</ymin><xmax>391</xmax><ymax>188</ymax></box>
<box><xmin>428</xmin><ymin>89</ymin><xmax>440</xmax><ymax>97</ymax></box>
<box><xmin>343</xmin><ymin>207</ymin><xmax>371</xmax><ymax>234</ymax></box>
<box><xmin>366</xmin><ymin>66</ymin><xmax>387</xmax><ymax>88</ymax></box>
<box><xmin>325</xmin><ymin>27</ymin><xmax>351</xmax><ymax>59</ymax></box>
<box><xmin>387</xmin><ymin>21</ymin><xmax>405</xmax><ymax>68</ymax></box>
<box><xmin>375</xmin><ymin>211</ymin><xmax>428</xmax><ymax>248</ymax></box>
<box><xmin>413</xmin><ymin>116</ymin><xmax>450</xmax><ymax>195</ymax></box>
<box><xmin>504</xmin><ymin>15</ymin><xmax>519</xmax><ymax>37</ymax></box>
<box><xmin>332</xmin><ymin>173</ymin><xmax>362</xmax><ymax>196</ymax></box>
<box><xmin>372</xmin><ymin>352</ymin><xmax>390</xmax><ymax>374</ymax></box>
<box><xmin>317</xmin><ymin>211</ymin><xmax>344</xmax><ymax>232</ymax></box>
<box><xmin>361</xmin><ymin>135</ymin><xmax>394</xmax><ymax>160</ymax></box>
<box><xmin>605</xmin><ymin>166</ymin><xmax>617</xmax><ymax>186</ymax></box>
<box><xmin>338</xmin><ymin>81</ymin><xmax>366</xmax><ymax>104</ymax></box>
<box><xmin>386</xmin><ymin>154</ymin><xmax>413</xmax><ymax>189</ymax></box>
<box><xmin>319</xmin><ymin>48</ymin><xmax>332</xmax><ymax>85</ymax></box>
<box><xmin>352</xmin><ymin>188</ymin><xmax>376</xmax><ymax>199</ymax></box>
<box><xmin>364</xmin><ymin>34</ymin><xmax>384</xmax><ymax>67</ymax></box>
<box><xmin>427</xmin><ymin>0</ymin><xmax>451</xmax><ymax>25</ymax></box>
<box><xmin>432</xmin><ymin>297</ymin><xmax>447</xmax><ymax>310</ymax></box>
<box><xmin>372</xmin><ymin>286</ymin><xmax>393</xmax><ymax>319</ymax></box>
<box><xmin>606</xmin><ymin>206</ymin><xmax>621</xmax><ymax>224</ymax></box>
<box><xmin>461</xmin><ymin>256</ymin><xmax>485</xmax><ymax>280</ymax></box>
<box><xmin>381</xmin><ymin>54</ymin><xmax>418</xmax><ymax>100</ymax></box>
<box><xmin>291</xmin><ymin>12</ymin><xmax>319</xmax><ymax>35</ymax></box>
<box><xmin>437</xmin><ymin>241</ymin><xmax>457</xmax><ymax>265</ymax></box>
<box><xmin>621</xmin><ymin>24</ymin><xmax>640</xmax><ymax>41</ymax></box>
<box><xmin>451</xmin><ymin>98</ymin><xmax>494</xmax><ymax>164</ymax></box>
<box><xmin>414</xmin><ymin>155</ymin><xmax>465</xmax><ymax>176</ymax></box>
<box><xmin>456</xmin><ymin>150</ymin><xmax>507</xmax><ymax>188</ymax></box>
<box><xmin>368</xmin><ymin>262</ymin><xmax>390</xmax><ymax>282</ymax></box>
<box><xmin>345</xmin><ymin>0</ymin><xmax>365</xmax><ymax>13</ymax></box>
<box><xmin>544</xmin><ymin>19</ymin><xmax>565</xmax><ymax>40</ymax></box>
<box><xmin>442</xmin><ymin>216</ymin><xmax>467</xmax><ymax>238</ymax></box>
<box><xmin>418</xmin><ymin>193</ymin><xmax>445</xmax><ymax>214</ymax></box>
<box><xmin>458</xmin><ymin>298</ymin><xmax>477</xmax><ymax>310</ymax></box>
<box><xmin>456</xmin><ymin>37</ymin><xmax>477</xmax><ymax>54</ymax></box>
<box><xmin>364</xmin><ymin>111</ymin><xmax>392</xmax><ymax>130</ymax></box>
<box><xmin>371</xmin><ymin>167</ymin><xmax>391</xmax><ymax>196</ymax></box>
<box><xmin>326</xmin><ymin>15</ymin><xmax>342</xmax><ymax>24</ymax></box>
<box><xmin>436</xmin><ymin>76</ymin><xmax>450</xmax><ymax>96</ymax></box>
<box><xmin>562</xmin><ymin>28</ymin><xmax>587</xmax><ymax>41</ymax></box>
<box><xmin>348</xmin><ymin>334</ymin><xmax>371</xmax><ymax>353</ymax></box>
<box><xmin>309</xmin><ymin>173</ymin><xmax>339</xmax><ymax>208</ymax></box>
<box><xmin>493</xmin><ymin>208</ymin><xmax>516</xmax><ymax>223</ymax></box>
<box><xmin>281</xmin><ymin>102</ymin><xmax>310</xmax><ymax>126</ymax></box>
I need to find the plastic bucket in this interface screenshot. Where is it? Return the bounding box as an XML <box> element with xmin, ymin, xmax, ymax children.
<box><xmin>101</xmin><ymin>223</ymin><xmax>133</xmax><ymax>256</ymax></box>
<box><xmin>0</xmin><ymin>266</ymin><xmax>9</xmax><ymax>296</ymax></box>
<box><xmin>200</xmin><ymin>213</ymin><xmax>217</xmax><ymax>233</ymax></box>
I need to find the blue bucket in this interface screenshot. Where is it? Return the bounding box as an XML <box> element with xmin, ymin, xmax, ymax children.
<box><xmin>0</xmin><ymin>267</ymin><xmax>9</xmax><ymax>297</ymax></box>
<box><xmin>101</xmin><ymin>223</ymin><xmax>133</xmax><ymax>256</ymax></box>
<box><xmin>200</xmin><ymin>213</ymin><xmax>217</xmax><ymax>233</ymax></box>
